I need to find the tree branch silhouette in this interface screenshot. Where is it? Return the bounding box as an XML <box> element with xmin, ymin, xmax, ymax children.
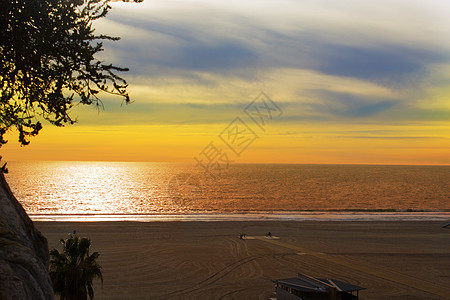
<box><xmin>0</xmin><ymin>0</ymin><xmax>142</xmax><ymax>147</ymax></box>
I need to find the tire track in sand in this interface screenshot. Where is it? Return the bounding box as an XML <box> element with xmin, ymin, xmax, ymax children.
<box><xmin>154</xmin><ymin>255</ymin><xmax>259</xmax><ymax>299</ymax></box>
<box><xmin>155</xmin><ymin>248</ymin><xmax>288</xmax><ymax>299</ymax></box>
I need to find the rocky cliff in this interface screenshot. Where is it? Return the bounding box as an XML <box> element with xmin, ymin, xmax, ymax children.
<box><xmin>0</xmin><ymin>171</ymin><xmax>54</xmax><ymax>299</ymax></box>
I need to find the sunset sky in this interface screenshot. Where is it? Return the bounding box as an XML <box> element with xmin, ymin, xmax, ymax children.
<box><xmin>3</xmin><ymin>0</ymin><xmax>450</xmax><ymax>164</ymax></box>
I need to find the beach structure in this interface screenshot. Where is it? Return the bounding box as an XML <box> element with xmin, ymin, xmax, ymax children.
<box><xmin>273</xmin><ymin>273</ymin><xmax>365</xmax><ymax>300</ymax></box>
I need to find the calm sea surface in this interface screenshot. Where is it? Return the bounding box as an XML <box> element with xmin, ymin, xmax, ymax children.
<box><xmin>5</xmin><ymin>161</ymin><xmax>450</xmax><ymax>221</ymax></box>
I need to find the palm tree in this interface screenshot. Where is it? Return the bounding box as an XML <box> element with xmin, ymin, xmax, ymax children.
<box><xmin>49</xmin><ymin>234</ymin><xmax>103</xmax><ymax>300</ymax></box>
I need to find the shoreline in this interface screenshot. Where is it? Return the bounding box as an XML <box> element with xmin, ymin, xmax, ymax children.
<box><xmin>30</xmin><ymin>211</ymin><xmax>450</xmax><ymax>222</ymax></box>
<box><xmin>36</xmin><ymin>220</ymin><xmax>450</xmax><ymax>299</ymax></box>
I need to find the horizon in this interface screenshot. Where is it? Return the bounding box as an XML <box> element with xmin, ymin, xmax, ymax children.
<box><xmin>5</xmin><ymin>160</ymin><xmax>450</xmax><ymax>167</ymax></box>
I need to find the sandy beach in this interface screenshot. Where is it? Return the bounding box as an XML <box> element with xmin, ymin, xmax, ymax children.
<box><xmin>36</xmin><ymin>221</ymin><xmax>450</xmax><ymax>300</ymax></box>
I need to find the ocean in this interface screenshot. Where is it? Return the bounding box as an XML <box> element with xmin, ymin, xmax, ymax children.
<box><xmin>5</xmin><ymin>161</ymin><xmax>450</xmax><ymax>221</ymax></box>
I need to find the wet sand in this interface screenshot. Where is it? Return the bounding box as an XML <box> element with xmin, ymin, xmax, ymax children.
<box><xmin>36</xmin><ymin>221</ymin><xmax>450</xmax><ymax>300</ymax></box>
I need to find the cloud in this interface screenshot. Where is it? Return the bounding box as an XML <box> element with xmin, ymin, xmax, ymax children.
<box><xmin>300</xmin><ymin>90</ymin><xmax>398</xmax><ymax>118</ymax></box>
<box><xmin>88</xmin><ymin>0</ymin><xmax>450</xmax><ymax>127</ymax></box>
<box><xmin>71</xmin><ymin>100</ymin><xmax>250</xmax><ymax>126</ymax></box>
<box><xmin>99</xmin><ymin>0</ymin><xmax>450</xmax><ymax>81</ymax></box>
<box><xmin>343</xmin><ymin>136</ymin><xmax>445</xmax><ymax>140</ymax></box>
<box><xmin>307</xmin><ymin>44</ymin><xmax>438</xmax><ymax>83</ymax></box>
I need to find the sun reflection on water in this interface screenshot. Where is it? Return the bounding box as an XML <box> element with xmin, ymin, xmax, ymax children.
<box><xmin>8</xmin><ymin>161</ymin><xmax>184</xmax><ymax>215</ymax></box>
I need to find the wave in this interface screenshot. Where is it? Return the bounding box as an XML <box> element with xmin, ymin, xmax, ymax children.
<box><xmin>29</xmin><ymin>211</ymin><xmax>450</xmax><ymax>222</ymax></box>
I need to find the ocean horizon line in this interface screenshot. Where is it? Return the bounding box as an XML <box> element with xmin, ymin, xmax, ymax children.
<box><xmin>6</xmin><ymin>160</ymin><xmax>450</xmax><ymax>167</ymax></box>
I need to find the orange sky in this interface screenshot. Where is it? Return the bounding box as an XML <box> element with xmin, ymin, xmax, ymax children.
<box><xmin>3</xmin><ymin>117</ymin><xmax>450</xmax><ymax>164</ymax></box>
